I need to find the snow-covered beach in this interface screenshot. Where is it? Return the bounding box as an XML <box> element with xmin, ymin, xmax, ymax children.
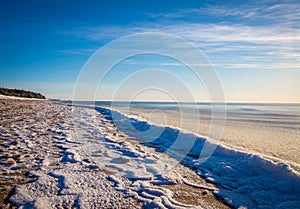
<box><xmin>108</xmin><ymin>102</ymin><xmax>300</xmax><ymax>173</ymax></box>
<box><xmin>0</xmin><ymin>98</ymin><xmax>229</xmax><ymax>209</ymax></box>
<box><xmin>93</xmin><ymin>103</ymin><xmax>300</xmax><ymax>208</ymax></box>
<box><xmin>1</xmin><ymin>0</ymin><xmax>300</xmax><ymax>208</ymax></box>
<box><xmin>1</xmin><ymin>97</ymin><xmax>299</xmax><ymax>208</ymax></box>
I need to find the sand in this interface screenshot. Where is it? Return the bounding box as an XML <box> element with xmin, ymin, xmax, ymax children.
<box><xmin>0</xmin><ymin>98</ymin><xmax>229</xmax><ymax>209</ymax></box>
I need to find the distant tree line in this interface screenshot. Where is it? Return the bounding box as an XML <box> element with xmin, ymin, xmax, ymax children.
<box><xmin>0</xmin><ymin>87</ymin><xmax>46</xmax><ymax>99</ymax></box>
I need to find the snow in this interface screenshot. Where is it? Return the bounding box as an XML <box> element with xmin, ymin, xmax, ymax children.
<box><xmin>2</xmin><ymin>100</ymin><xmax>225</xmax><ymax>208</ymax></box>
<box><xmin>91</xmin><ymin>105</ymin><xmax>300</xmax><ymax>209</ymax></box>
<box><xmin>2</xmin><ymin>99</ymin><xmax>299</xmax><ymax>208</ymax></box>
<box><xmin>0</xmin><ymin>94</ymin><xmax>45</xmax><ymax>100</ymax></box>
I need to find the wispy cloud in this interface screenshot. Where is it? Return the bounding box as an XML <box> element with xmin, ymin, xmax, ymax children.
<box><xmin>146</xmin><ymin>1</ymin><xmax>300</xmax><ymax>24</ymax></box>
<box><xmin>160</xmin><ymin>23</ymin><xmax>300</xmax><ymax>44</ymax></box>
<box><xmin>216</xmin><ymin>62</ymin><xmax>300</xmax><ymax>70</ymax></box>
<box><xmin>59</xmin><ymin>0</ymin><xmax>300</xmax><ymax>70</ymax></box>
<box><xmin>61</xmin><ymin>23</ymin><xmax>300</xmax><ymax>45</ymax></box>
<box><xmin>60</xmin><ymin>22</ymin><xmax>300</xmax><ymax>70</ymax></box>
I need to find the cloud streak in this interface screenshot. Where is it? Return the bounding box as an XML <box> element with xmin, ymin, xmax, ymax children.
<box><xmin>146</xmin><ymin>0</ymin><xmax>300</xmax><ymax>24</ymax></box>
<box><xmin>59</xmin><ymin>0</ymin><xmax>300</xmax><ymax>70</ymax></box>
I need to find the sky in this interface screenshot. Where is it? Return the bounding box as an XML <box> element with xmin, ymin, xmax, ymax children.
<box><xmin>0</xmin><ymin>0</ymin><xmax>299</xmax><ymax>102</ymax></box>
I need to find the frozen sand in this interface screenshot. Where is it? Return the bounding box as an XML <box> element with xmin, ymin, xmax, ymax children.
<box><xmin>0</xmin><ymin>99</ymin><xmax>227</xmax><ymax>209</ymax></box>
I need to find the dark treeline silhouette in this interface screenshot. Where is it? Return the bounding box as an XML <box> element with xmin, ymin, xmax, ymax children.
<box><xmin>0</xmin><ymin>87</ymin><xmax>46</xmax><ymax>99</ymax></box>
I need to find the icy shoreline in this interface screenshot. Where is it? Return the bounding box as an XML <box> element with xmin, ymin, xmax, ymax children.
<box><xmin>107</xmin><ymin>102</ymin><xmax>300</xmax><ymax>173</ymax></box>
<box><xmin>0</xmin><ymin>99</ymin><xmax>228</xmax><ymax>209</ymax></box>
<box><xmin>1</xmin><ymin>98</ymin><xmax>299</xmax><ymax>208</ymax></box>
<box><xmin>92</xmin><ymin>105</ymin><xmax>300</xmax><ymax>209</ymax></box>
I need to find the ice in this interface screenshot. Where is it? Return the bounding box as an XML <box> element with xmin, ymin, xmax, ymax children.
<box><xmin>4</xmin><ymin>99</ymin><xmax>298</xmax><ymax>208</ymax></box>
<box><xmin>93</xmin><ymin>105</ymin><xmax>300</xmax><ymax>209</ymax></box>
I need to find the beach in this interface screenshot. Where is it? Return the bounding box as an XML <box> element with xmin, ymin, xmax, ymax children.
<box><xmin>0</xmin><ymin>98</ymin><xmax>229</xmax><ymax>209</ymax></box>
<box><xmin>2</xmin><ymin>0</ymin><xmax>300</xmax><ymax>208</ymax></box>
<box><xmin>1</xmin><ymin>98</ymin><xmax>299</xmax><ymax>208</ymax></box>
<box><xmin>109</xmin><ymin>102</ymin><xmax>300</xmax><ymax>172</ymax></box>
<box><xmin>95</xmin><ymin>102</ymin><xmax>300</xmax><ymax>208</ymax></box>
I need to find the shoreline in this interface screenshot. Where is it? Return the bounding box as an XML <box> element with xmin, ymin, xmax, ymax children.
<box><xmin>107</xmin><ymin>104</ymin><xmax>300</xmax><ymax>173</ymax></box>
<box><xmin>0</xmin><ymin>99</ymin><xmax>229</xmax><ymax>208</ymax></box>
<box><xmin>90</xmin><ymin>104</ymin><xmax>300</xmax><ymax>208</ymax></box>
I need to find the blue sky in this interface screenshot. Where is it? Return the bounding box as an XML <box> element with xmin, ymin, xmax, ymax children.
<box><xmin>0</xmin><ymin>0</ymin><xmax>299</xmax><ymax>102</ymax></box>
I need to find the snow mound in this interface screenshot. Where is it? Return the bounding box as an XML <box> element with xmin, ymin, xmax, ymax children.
<box><xmin>94</xmin><ymin>106</ymin><xmax>300</xmax><ymax>209</ymax></box>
